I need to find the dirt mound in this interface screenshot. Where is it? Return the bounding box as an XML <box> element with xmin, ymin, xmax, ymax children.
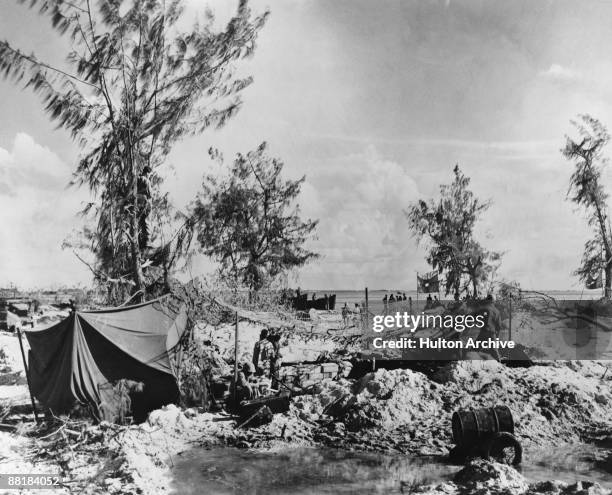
<box><xmin>290</xmin><ymin>361</ymin><xmax>612</xmax><ymax>455</ymax></box>
<box><xmin>420</xmin><ymin>460</ymin><xmax>611</xmax><ymax>495</ymax></box>
<box><xmin>344</xmin><ymin>369</ymin><xmax>443</xmax><ymax>431</ymax></box>
<box><xmin>454</xmin><ymin>459</ymin><xmax>529</xmax><ymax>493</ymax></box>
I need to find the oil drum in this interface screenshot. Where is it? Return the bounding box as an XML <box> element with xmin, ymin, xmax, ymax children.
<box><xmin>451</xmin><ymin>405</ymin><xmax>514</xmax><ymax>447</ymax></box>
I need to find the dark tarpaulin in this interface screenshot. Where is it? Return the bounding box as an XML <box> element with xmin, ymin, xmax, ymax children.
<box><xmin>24</xmin><ymin>298</ymin><xmax>188</xmax><ymax>419</ymax></box>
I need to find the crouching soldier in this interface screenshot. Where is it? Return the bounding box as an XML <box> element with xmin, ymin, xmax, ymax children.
<box><xmin>232</xmin><ymin>362</ymin><xmax>258</xmax><ymax>404</ymax></box>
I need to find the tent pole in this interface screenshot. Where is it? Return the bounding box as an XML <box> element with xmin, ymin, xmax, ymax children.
<box><xmin>233</xmin><ymin>312</ymin><xmax>239</xmax><ymax>406</ymax></box>
<box><xmin>416</xmin><ymin>272</ymin><xmax>419</xmax><ymax>311</ymax></box>
<box><xmin>508</xmin><ymin>297</ymin><xmax>512</xmax><ymax>341</ymax></box>
<box><xmin>364</xmin><ymin>287</ymin><xmax>369</xmax><ymax>336</ymax></box>
<box><xmin>17</xmin><ymin>328</ymin><xmax>39</xmax><ymax>423</ymax></box>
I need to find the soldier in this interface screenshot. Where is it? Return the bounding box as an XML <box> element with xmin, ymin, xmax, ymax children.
<box><xmin>232</xmin><ymin>362</ymin><xmax>257</xmax><ymax>403</ymax></box>
<box><xmin>342</xmin><ymin>303</ymin><xmax>350</xmax><ymax>327</ymax></box>
<box><xmin>268</xmin><ymin>333</ymin><xmax>283</xmax><ymax>389</ymax></box>
<box><xmin>253</xmin><ymin>329</ymin><xmax>274</xmax><ymax>377</ymax></box>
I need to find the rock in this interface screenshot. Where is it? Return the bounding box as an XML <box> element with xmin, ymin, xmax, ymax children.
<box><xmin>561</xmin><ymin>481</ymin><xmax>609</xmax><ymax>495</ymax></box>
<box><xmin>104</xmin><ymin>478</ymin><xmax>123</xmax><ymax>493</ymax></box>
<box><xmin>454</xmin><ymin>460</ymin><xmax>529</xmax><ymax>493</ymax></box>
<box><xmin>147</xmin><ymin>404</ymin><xmax>191</xmax><ymax>431</ymax></box>
<box><xmin>415</xmin><ymin>481</ymin><xmax>457</xmax><ymax>494</ymax></box>
<box><xmin>298</xmin><ymin>410</ymin><xmax>315</xmax><ymax>422</ymax></box>
<box><xmin>183</xmin><ymin>408</ymin><xmax>198</xmax><ymax>419</ymax></box>
<box><xmin>354</xmin><ymin>372</ymin><xmax>376</xmax><ymax>394</ymax></box>
<box><xmin>311</xmin><ymin>383</ymin><xmax>324</xmax><ymax>394</ymax></box>
<box><xmin>366</xmin><ymin>380</ymin><xmax>383</xmax><ymax>396</ymax></box>
<box><xmin>594</xmin><ymin>393</ymin><xmax>608</xmax><ymax>405</ymax></box>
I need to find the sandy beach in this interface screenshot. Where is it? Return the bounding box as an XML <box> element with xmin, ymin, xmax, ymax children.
<box><xmin>1</xmin><ymin>303</ymin><xmax>611</xmax><ymax>494</ymax></box>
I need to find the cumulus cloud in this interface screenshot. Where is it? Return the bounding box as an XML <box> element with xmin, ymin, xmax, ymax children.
<box><xmin>0</xmin><ymin>133</ymin><xmax>90</xmax><ymax>289</ymax></box>
<box><xmin>540</xmin><ymin>64</ymin><xmax>582</xmax><ymax>82</ymax></box>
<box><xmin>298</xmin><ymin>140</ymin><xmax>595</xmax><ymax>290</ymax></box>
<box><xmin>298</xmin><ymin>145</ymin><xmax>424</xmax><ymax>288</ymax></box>
<box><xmin>464</xmin><ymin>151</ymin><xmax>593</xmax><ymax>290</ymax></box>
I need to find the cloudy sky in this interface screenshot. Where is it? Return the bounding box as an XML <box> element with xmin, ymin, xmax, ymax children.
<box><xmin>2</xmin><ymin>0</ymin><xmax>612</xmax><ymax>290</ymax></box>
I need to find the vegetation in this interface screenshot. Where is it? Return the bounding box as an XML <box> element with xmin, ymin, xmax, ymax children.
<box><xmin>0</xmin><ymin>0</ymin><xmax>268</xmax><ymax>304</ymax></box>
<box><xmin>563</xmin><ymin>114</ymin><xmax>612</xmax><ymax>298</ymax></box>
<box><xmin>406</xmin><ymin>165</ymin><xmax>502</xmax><ymax>298</ymax></box>
<box><xmin>190</xmin><ymin>143</ymin><xmax>318</xmax><ymax>297</ymax></box>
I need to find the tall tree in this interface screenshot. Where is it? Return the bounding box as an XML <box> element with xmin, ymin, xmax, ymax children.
<box><xmin>406</xmin><ymin>165</ymin><xmax>502</xmax><ymax>298</ymax></box>
<box><xmin>191</xmin><ymin>143</ymin><xmax>318</xmax><ymax>295</ymax></box>
<box><xmin>563</xmin><ymin>114</ymin><xmax>612</xmax><ymax>298</ymax></box>
<box><xmin>0</xmin><ymin>0</ymin><xmax>268</xmax><ymax>302</ymax></box>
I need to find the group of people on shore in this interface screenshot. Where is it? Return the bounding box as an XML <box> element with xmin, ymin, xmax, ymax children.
<box><xmin>383</xmin><ymin>293</ymin><xmax>408</xmax><ymax>305</ymax></box>
<box><xmin>424</xmin><ymin>294</ymin><xmax>442</xmax><ymax>310</ymax></box>
<box><xmin>232</xmin><ymin>329</ymin><xmax>283</xmax><ymax>403</ymax></box>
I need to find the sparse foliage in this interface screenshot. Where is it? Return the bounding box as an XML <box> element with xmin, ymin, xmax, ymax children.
<box><xmin>406</xmin><ymin>164</ymin><xmax>502</xmax><ymax>298</ymax></box>
<box><xmin>0</xmin><ymin>0</ymin><xmax>268</xmax><ymax>303</ymax></box>
<box><xmin>191</xmin><ymin>143</ymin><xmax>319</xmax><ymax>295</ymax></box>
<box><xmin>563</xmin><ymin>114</ymin><xmax>612</xmax><ymax>298</ymax></box>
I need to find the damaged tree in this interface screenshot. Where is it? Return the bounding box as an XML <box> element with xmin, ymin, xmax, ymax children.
<box><xmin>406</xmin><ymin>165</ymin><xmax>502</xmax><ymax>298</ymax></box>
<box><xmin>0</xmin><ymin>0</ymin><xmax>268</xmax><ymax>303</ymax></box>
<box><xmin>191</xmin><ymin>143</ymin><xmax>319</xmax><ymax>299</ymax></box>
<box><xmin>563</xmin><ymin>114</ymin><xmax>612</xmax><ymax>299</ymax></box>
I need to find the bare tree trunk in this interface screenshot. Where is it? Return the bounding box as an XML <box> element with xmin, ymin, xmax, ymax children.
<box><xmin>593</xmin><ymin>194</ymin><xmax>611</xmax><ymax>299</ymax></box>
<box><xmin>130</xmin><ymin>164</ymin><xmax>145</xmax><ymax>303</ymax></box>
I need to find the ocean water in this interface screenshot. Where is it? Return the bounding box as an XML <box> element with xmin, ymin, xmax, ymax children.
<box><xmin>318</xmin><ymin>289</ymin><xmax>604</xmax><ymax>306</ymax></box>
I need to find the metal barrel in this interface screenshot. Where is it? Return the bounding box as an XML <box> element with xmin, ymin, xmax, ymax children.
<box><xmin>451</xmin><ymin>406</ymin><xmax>514</xmax><ymax>446</ymax></box>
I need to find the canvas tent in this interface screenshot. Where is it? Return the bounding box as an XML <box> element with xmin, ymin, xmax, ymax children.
<box><xmin>25</xmin><ymin>297</ymin><xmax>188</xmax><ymax>422</ymax></box>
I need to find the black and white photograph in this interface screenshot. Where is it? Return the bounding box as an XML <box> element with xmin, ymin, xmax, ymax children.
<box><xmin>0</xmin><ymin>0</ymin><xmax>612</xmax><ymax>493</ymax></box>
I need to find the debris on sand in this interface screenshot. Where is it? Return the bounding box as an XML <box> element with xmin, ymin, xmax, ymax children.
<box><xmin>419</xmin><ymin>460</ymin><xmax>611</xmax><ymax>495</ymax></box>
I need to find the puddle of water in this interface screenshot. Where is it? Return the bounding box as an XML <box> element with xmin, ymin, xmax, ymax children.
<box><xmin>171</xmin><ymin>448</ymin><xmax>455</xmax><ymax>495</ymax></box>
<box><xmin>170</xmin><ymin>446</ymin><xmax>612</xmax><ymax>495</ymax></box>
<box><xmin>519</xmin><ymin>445</ymin><xmax>612</xmax><ymax>488</ymax></box>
